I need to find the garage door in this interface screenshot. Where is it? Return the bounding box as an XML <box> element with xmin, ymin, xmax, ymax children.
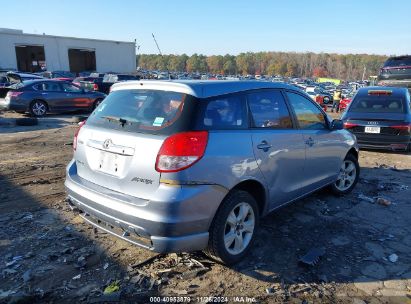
<box><xmin>68</xmin><ymin>49</ymin><xmax>96</xmax><ymax>73</ymax></box>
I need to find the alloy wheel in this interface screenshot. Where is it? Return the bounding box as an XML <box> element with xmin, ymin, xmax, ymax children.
<box><xmin>335</xmin><ymin>160</ymin><xmax>357</xmax><ymax>191</ymax></box>
<box><xmin>223</xmin><ymin>202</ymin><xmax>255</xmax><ymax>255</ymax></box>
<box><xmin>32</xmin><ymin>102</ymin><xmax>46</xmax><ymax>116</ymax></box>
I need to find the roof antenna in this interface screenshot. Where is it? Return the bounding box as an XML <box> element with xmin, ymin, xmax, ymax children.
<box><xmin>152</xmin><ymin>33</ymin><xmax>170</xmax><ymax>80</ymax></box>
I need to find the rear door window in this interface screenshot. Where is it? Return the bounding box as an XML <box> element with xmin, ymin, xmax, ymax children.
<box><xmin>286</xmin><ymin>91</ymin><xmax>328</xmax><ymax>130</ymax></box>
<box><xmin>87</xmin><ymin>89</ymin><xmax>191</xmax><ymax>135</ymax></box>
<box><xmin>247</xmin><ymin>90</ymin><xmax>293</xmax><ymax>128</ymax></box>
<box><xmin>195</xmin><ymin>94</ymin><xmax>247</xmax><ymax>130</ymax></box>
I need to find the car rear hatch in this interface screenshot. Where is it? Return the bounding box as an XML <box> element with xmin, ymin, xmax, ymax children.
<box><xmin>75</xmin><ymin>126</ymin><xmax>166</xmax><ymax>200</ymax></box>
<box><xmin>343</xmin><ymin>90</ymin><xmax>410</xmax><ymax>148</ymax></box>
<box><xmin>73</xmin><ymin>88</ymin><xmax>193</xmax><ymax>200</ymax></box>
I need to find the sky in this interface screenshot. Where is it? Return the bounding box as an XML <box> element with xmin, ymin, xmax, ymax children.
<box><xmin>1</xmin><ymin>0</ymin><xmax>410</xmax><ymax>56</ymax></box>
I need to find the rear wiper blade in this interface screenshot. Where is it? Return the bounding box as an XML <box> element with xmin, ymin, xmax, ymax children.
<box><xmin>101</xmin><ymin>116</ymin><xmax>128</xmax><ymax>126</ymax></box>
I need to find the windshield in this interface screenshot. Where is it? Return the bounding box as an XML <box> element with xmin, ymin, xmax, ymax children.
<box><xmin>87</xmin><ymin>89</ymin><xmax>193</xmax><ymax>134</ymax></box>
<box><xmin>349</xmin><ymin>97</ymin><xmax>405</xmax><ymax>113</ymax></box>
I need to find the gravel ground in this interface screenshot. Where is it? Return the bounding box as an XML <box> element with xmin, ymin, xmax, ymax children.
<box><xmin>0</xmin><ymin>112</ymin><xmax>410</xmax><ymax>303</ymax></box>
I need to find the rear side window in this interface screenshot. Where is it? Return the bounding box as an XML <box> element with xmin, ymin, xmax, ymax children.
<box><xmin>349</xmin><ymin>97</ymin><xmax>405</xmax><ymax>113</ymax></box>
<box><xmin>195</xmin><ymin>94</ymin><xmax>247</xmax><ymax>130</ymax></box>
<box><xmin>384</xmin><ymin>56</ymin><xmax>411</xmax><ymax>67</ymax></box>
<box><xmin>87</xmin><ymin>89</ymin><xmax>191</xmax><ymax>134</ymax></box>
<box><xmin>247</xmin><ymin>90</ymin><xmax>293</xmax><ymax>128</ymax></box>
<box><xmin>286</xmin><ymin>92</ymin><xmax>327</xmax><ymax>130</ymax></box>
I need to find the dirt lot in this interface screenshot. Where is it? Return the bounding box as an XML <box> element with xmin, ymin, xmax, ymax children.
<box><xmin>0</xmin><ymin>112</ymin><xmax>411</xmax><ymax>303</ymax></box>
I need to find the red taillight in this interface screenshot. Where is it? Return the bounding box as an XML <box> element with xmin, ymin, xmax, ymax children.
<box><xmin>73</xmin><ymin>120</ymin><xmax>86</xmax><ymax>151</ymax></box>
<box><xmin>343</xmin><ymin>122</ymin><xmax>359</xmax><ymax>129</ymax></box>
<box><xmin>368</xmin><ymin>90</ymin><xmax>392</xmax><ymax>95</ymax></box>
<box><xmin>390</xmin><ymin>124</ymin><xmax>411</xmax><ymax>132</ymax></box>
<box><xmin>93</xmin><ymin>83</ymin><xmax>99</xmax><ymax>91</ymax></box>
<box><xmin>155</xmin><ymin>131</ymin><xmax>208</xmax><ymax>172</ymax></box>
<box><xmin>7</xmin><ymin>91</ymin><xmax>23</xmax><ymax>98</ymax></box>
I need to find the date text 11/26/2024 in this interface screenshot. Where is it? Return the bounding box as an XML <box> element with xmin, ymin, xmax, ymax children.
<box><xmin>149</xmin><ymin>296</ymin><xmax>257</xmax><ymax>303</ymax></box>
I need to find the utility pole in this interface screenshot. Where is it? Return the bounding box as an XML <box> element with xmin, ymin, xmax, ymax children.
<box><xmin>362</xmin><ymin>65</ymin><xmax>366</xmax><ymax>82</ymax></box>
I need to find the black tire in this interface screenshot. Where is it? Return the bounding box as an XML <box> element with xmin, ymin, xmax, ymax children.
<box><xmin>205</xmin><ymin>190</ymin><xmax>259</xmax><ymax>265</ymax></box>
<box><xmin>330</xmin><ymin>153</ymin><xmax>360</xmax><ymax>195</ymax></box>
<box><xmin>15</xmin><ymin>117</ymin><xmax>38</xmax><ymax>126</ymax></box>
<box><xmin>323</xmin><ymin>96</ymin><xmax>330</xmax><ymax>104</ymax></box>
<box><xmin>29</xmin><ymin>100</ymin><xmax>48</xmax><ymax>117</ymax></box>
<box><xmin>71</xmin><ymin>115</ymin><xmax>88</xmax><ymax>123</ymax></box>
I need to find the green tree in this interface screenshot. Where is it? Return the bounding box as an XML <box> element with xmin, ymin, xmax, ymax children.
<box><xmin>223</xmin><ymin>54</ymin><xmax>237</xmax><ymax>75</ymax></box>
<box><xmin>186</xmin><ymin>54</ymin><xmax>208</xmax><ymax>73</ymax></box>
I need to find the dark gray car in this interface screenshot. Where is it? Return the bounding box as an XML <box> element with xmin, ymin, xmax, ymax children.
<box><xmin>341</xmin><ymin>87</ymin><xmax>411</xmax><ymax>151</ymax></box>
<box><xmin>65</xmin><ymin>80</ymin><xmax>359</xmax><ymax>264</ymax></box>
<box><xmin>378</xmin><ymin>55</ymin><xmax>411</xmax><ymax>89</ymax></box>
<box><xmin>0</xmin><ymin>79</ymin><xmax>106</xmax><ymax>117</ymax></box>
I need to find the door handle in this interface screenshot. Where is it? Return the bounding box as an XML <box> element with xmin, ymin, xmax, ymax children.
<box><xmin>257</xmin><ymin>140</ymin><xmax>272</xmax><ymax>152</ymax></box>
<box><xmin>305</xmin><ymin>137</ymin><xmax>314</xmax><ymax>147</ymax></box>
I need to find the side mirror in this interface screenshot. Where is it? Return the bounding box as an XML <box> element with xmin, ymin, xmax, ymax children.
<box><xmin>331</xmin><ymin>119</ymin><xmax>344</xmax><ymax>130</ymax></box>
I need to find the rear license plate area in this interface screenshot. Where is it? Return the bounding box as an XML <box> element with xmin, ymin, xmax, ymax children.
<box><xmin>365</xmin><ymin>126</ymin><xmax>380</xmax><ymax>134</ymax></box>
<box><xmin>98</xmin><ymin>151</ymin><xmax>122</xmax><ymax>175</ymax></box>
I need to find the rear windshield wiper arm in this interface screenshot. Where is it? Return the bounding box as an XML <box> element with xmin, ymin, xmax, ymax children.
<box><xmin>101</xmin><ymin>116</ymin><xmax>128</xmax><ymax>126</ymax></box>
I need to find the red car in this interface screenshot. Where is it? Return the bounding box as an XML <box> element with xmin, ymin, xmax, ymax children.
<box><xmin>339</xmin><ymin>96</ymin><xmax>353</xmax><ymax>112</ymax></box>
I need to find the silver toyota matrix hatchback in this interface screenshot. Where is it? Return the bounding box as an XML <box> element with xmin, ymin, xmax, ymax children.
<box><xmin>65</xmin><ymin>80</ymin><xmax>359</xmax><ymax>264</ymax></box>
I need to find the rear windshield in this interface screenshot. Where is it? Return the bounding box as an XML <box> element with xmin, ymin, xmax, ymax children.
<box><xmin>103</xmin><ymin>74</ymin><xmax>116</xmax><ymax>82</ymax></box>
<box><xmin>384</xmin><ymin>57</ymin><xmax>411</xmax><ymax>67</ymax></box>
<box><xmin>349</xmin><ymin>97</ymin><xmax>405</xmax><ymax>113</ymax></box>
<box><xmin>87</xmin><ymin>89</ymin><xmax>194</xmax><ymax>135</ymax></box>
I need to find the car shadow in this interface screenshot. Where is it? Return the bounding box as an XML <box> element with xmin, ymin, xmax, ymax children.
<box><xmin>0</xmin><ymin>173</ymin><xmax>157</xmax><ymax>302</ymax></box>
<box><xmin>360</xmin><ymin>147</ymin><xmax>411</xmax><ymax>156</ymax></box>
<box><xmin>226</xmin><ymin>165</ymin><xmax>411</xmax><ymax>299</ymax></box>
<box><xmin>0</xmin><ymin>113</ymin><xmax>88</xmax><ymax>134</ymax></box>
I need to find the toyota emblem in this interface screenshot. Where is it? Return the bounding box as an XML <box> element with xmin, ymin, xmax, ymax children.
<box><xmin>103</xmin><ymin>139</ymin><xmax>112</xmax><ymax>149</ymax></box>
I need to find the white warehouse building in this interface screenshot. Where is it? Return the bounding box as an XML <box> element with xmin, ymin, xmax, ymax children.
<box><xmin>0</xmin><ymin>28</ymin><xmax>136</xmax><ymax>73</ymax></box>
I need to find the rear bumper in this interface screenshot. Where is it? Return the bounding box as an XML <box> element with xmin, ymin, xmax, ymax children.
<box><xmin>64</xmin><ymin>159</ymin><xmax>227</xmax><ymax>253</ymax></box>
<box><xmin>0</xmin><ymin>98</ymin><xmax>27</xmax><ymax>111</ymax></box>
<box><xmin>354</xmin><ymin>133</ymin><xmax>410</xmax><ymax>151</ymax></box>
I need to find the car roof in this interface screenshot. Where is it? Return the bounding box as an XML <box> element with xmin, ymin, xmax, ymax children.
<box><xmin>111</xmin><ymin>80</ymin><xmax>301</xmax><ymax>98</ymax></box>
<box><xmin>22</xmin><ymin>79</ymin><xmax>70</xmax><ymax>86</ymax></box>
<box><xmin>355</xmin><ymin>86</ymin><xmax>408</xmax><ymax>98</ymax></box>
